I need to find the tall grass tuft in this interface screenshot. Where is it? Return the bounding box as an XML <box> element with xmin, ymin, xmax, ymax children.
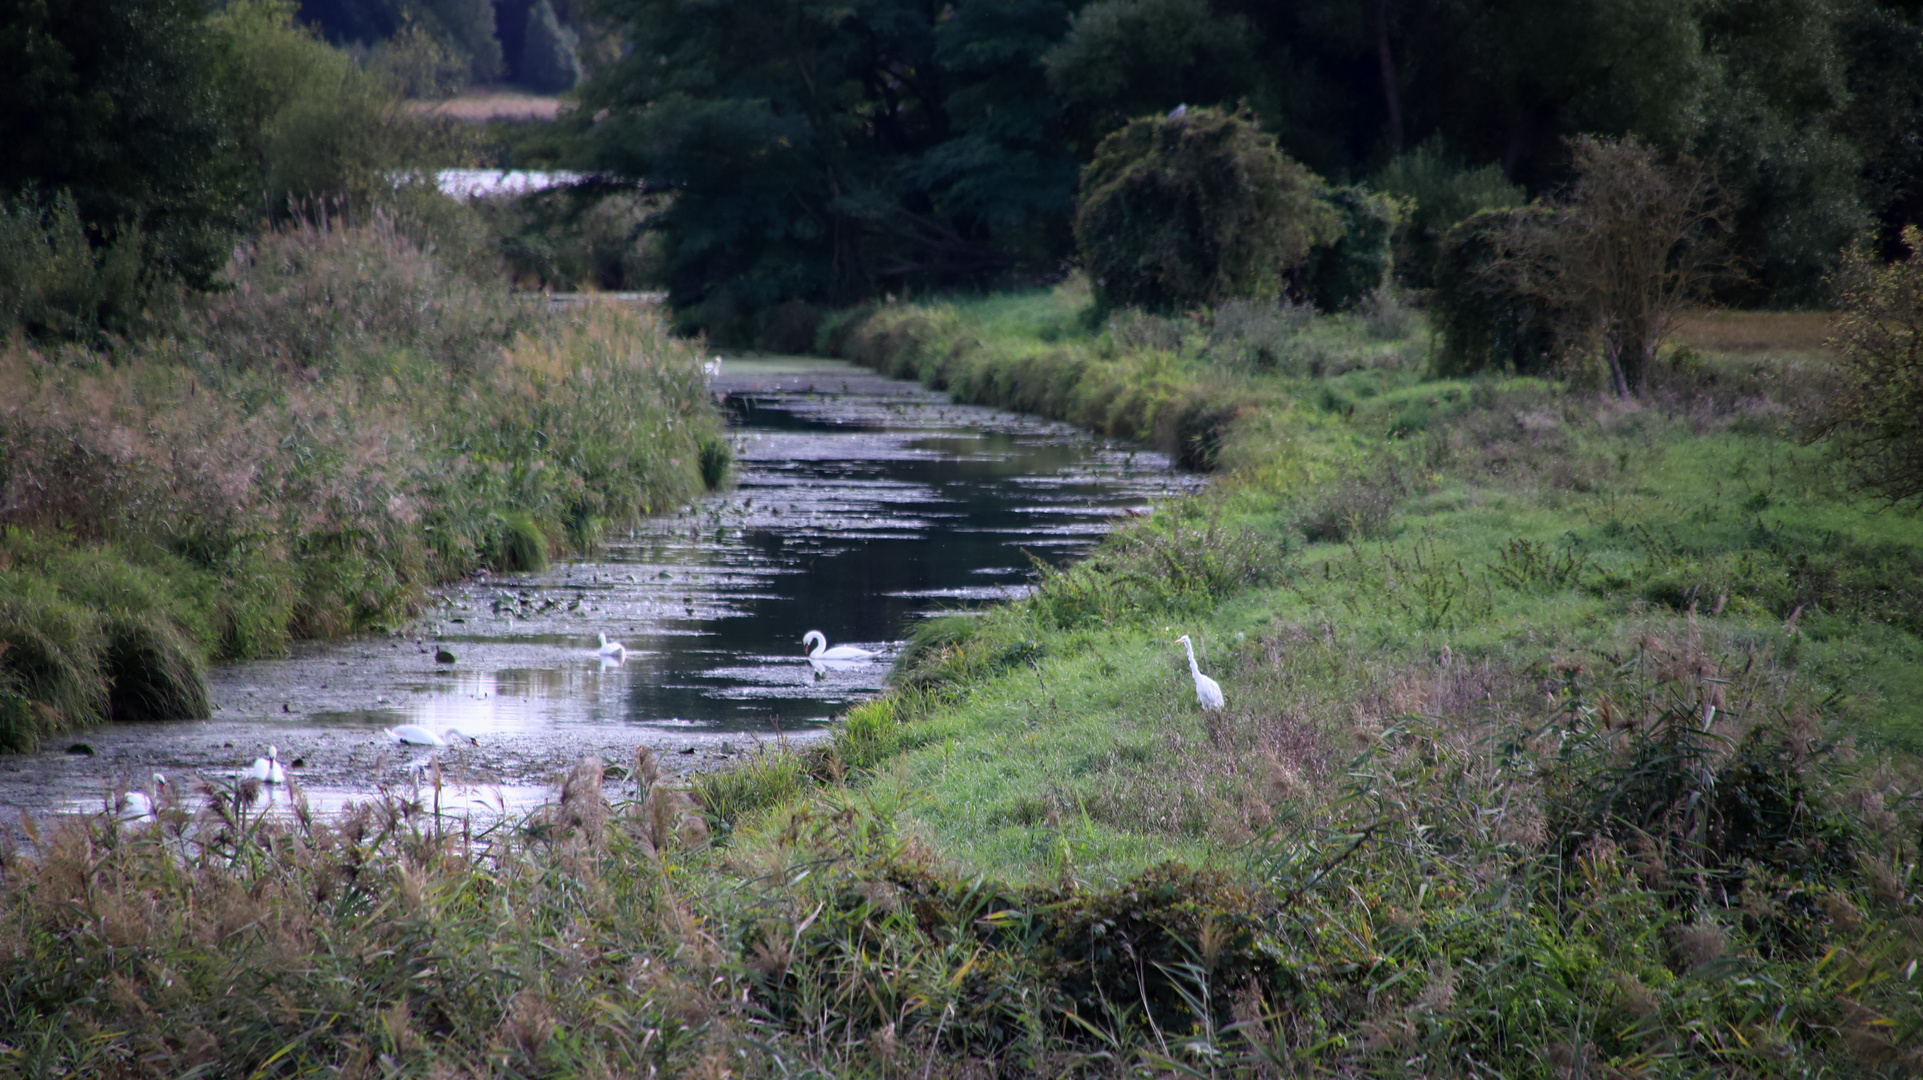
<box><xmin>697</xmin><ymin>433</ymin><xmax>733</xmax><ymax>490</ymax></box>
<box><xmin>100</xmin><ymin>614</ymin><xmax>208</xmax><ymax>722</ymax></box>
<box><xmin>494</xmin><ymin>514</ymin><xmax>551</xmax><ymax>573</ymax></box>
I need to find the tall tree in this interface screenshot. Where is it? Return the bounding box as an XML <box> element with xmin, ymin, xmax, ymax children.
<box><xmin>1838</xmin><ymin>2</ymin><xmax>1923</xmax><ymax>259</ymax></box>
<box><xmin>580</xmin><ymin>0</ymin><xmax>1081</xmax><ymax>340</ymax></box>
<box><xmin>916</xmin><ymin>0</ymin><xmax>1081</xmax><ymax>270</ymax></box>
<box><xmin>1043</xmin><ymin>0</ymin><xmax>1258</xmax><ymax>151</ymax></box>
<box><xmin>0</xmin><ymin>0</ymin><xmax>242</xmax><ymax>284</ymax></box>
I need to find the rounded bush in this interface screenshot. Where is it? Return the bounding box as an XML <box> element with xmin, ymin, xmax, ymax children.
<box><xmin>1431</xmin><ymin>205</ymin><xmax>1562</xmax><ymax>376</ymax></box>
<box><xmin>1301</xmin><ymin>185</ymin><xmax>1407</xmax><ymax>312</ymax></box>
<box><xmin>1073</xmin><ymin>107</ymin><xmax>1338</xmax><ymax>312</ymax></box>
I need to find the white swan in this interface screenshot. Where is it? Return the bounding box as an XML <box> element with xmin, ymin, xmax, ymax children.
<box><xmin>117</xmin><ymin>773</ymin><xmax>167</xmax><ymax>821</ymax></box>
<box><xmin>251</xmin><ymin>746</ymin><xmax>286</xmax><ymax>784</ymax></box>
<box><xmin>385</xmin><ymin>725</ymin><xmax>477</xmax><ymax>747</ymax></box>
<box><xmin>1177</xmin><ymin>635</ymin><xmax>1225</xmax><ymax>711</ymax></box>
<box><xmin>597</xmin><ymin>632</ymin><xmax>627</xmax><ymax>660</ymax></box>
<box><xmin>802</xmin><ymin>630</ymin><xmax>879</xmax><ymax>661</ymax></box>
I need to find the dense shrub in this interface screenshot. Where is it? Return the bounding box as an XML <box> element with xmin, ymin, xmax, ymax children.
<box><xmin>1300</xmin><ymin>185</ymin><xmax>1406</xmax><ymax>312</ymax></box>
<box><xmin>211</xmin><ymin>1</ymin><xmax>425</xmax><ymax>213</ymax></box>
<box><xmin>1430</xmin><ymin>205</ymin><xmax>1563</xmax><ymax>377</ymax></box>
<box><xmin>1073</xmin><ymin>106</ymin><xmax>1338</xmax><ymax>312</ymax></box>
<box><xmin>487</xmin><ymin>187</ymin><xmax>663</xmax><ymax>292</ymax></box>
<box><xmin>366</xmin><ymin>20</ymin><xmax>469</xmax><ymax>97</ymax></box>
<box><xmin>0</xmin><ymin>0</ymin><xmax>242</xmax><ymax>288</ymax></box>
<box><xmin>0</xmin><ymin>192</ymin><xmax>157</xmax><ymax>343</ymax></box>
<box><xmin>1514</xmin><ymin>136</ymin><xmax>1732</xmax><ymax>396</ymax></box>
<box><xmin>1810</xmin><ymin>225</ymin><xmax>1923</xmax><ymax>507</ymax></box>
<box><xmin>1374</xmin><ymin>140</ymin><xmax>1526</xmax><ymax>289</ymax></box>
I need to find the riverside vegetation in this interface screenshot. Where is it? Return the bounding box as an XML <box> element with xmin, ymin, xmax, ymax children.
<box><xmin>4</xmin><ymin>274</ymin><xmax>1919</xmax><ymax>1076</ymax></box>
<box><xmin>0</xmin><ymin>214</ymin><xmax>729</xmax><ymax>752</ymax></box>
<box><xmin>4</xmin><ymin>4</ymin><xmax>1922</xmax><ymax>1073</ymax></box>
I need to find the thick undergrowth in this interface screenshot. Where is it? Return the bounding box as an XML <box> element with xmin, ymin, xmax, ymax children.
<box><xmin>0</xmin><ymin>219</ymin><xmax>727</xmax><ymax>751</ymax></box>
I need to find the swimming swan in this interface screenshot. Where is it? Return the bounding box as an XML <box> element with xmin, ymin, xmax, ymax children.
<box><xmin>251</xmin><ymin>746</ymin><xmax>286</xmax><ymax>784</ymax></box>
<box><xmin>1177</xmin><ymin>634</ymin><xmax>1225</xmax><ymax>711</ymax></box>
<box><xmin>802</xmin><ymin>630</ymin><xmax>878</xmax><ymax>661</ymax></box>
<box><xmin>597</xmin><ymin>632</ymin><xmax>627</xmax><ymax>659</ymax></box>
<box><xmin>385</xmin><ymin>725</ymin><xmax>477</xmax><ymax>747</ymax></box>
<box><xmin>117</xmin><ymin>773</ymin><xmax>167</xmax><ymax>820</ymax></box>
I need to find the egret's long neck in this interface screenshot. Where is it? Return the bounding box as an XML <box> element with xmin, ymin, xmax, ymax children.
<box><xmin>1183</xmin><ymin>640</ymin><xmax>1200</xmax><ymax>675</ymax></box>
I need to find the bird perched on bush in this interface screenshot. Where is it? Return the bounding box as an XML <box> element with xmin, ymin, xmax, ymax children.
<box><xmin>1177</xmin><ymin>634</ymin><xmax>1224</xmax><ymax>710</ymax></box>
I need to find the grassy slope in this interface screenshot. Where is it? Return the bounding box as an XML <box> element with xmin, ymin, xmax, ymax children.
<box><xmin>813</xmin><ymin>286</ymin><xmax>1919</xmax><ymax>875</ymax></box>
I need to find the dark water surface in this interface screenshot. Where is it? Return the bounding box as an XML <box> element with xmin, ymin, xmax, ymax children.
<box><xmin>2</xmin><ymin>358</ymin><xmax>1196</xmax><ymax>819</ymax></box>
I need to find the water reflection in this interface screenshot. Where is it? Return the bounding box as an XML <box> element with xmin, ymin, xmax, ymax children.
<box><xmin>400</xmin><ymin>358</ymin><xmax>1195</xmax><ymax>740</ymax></box>
<box><xmin>8</xmin><ymin>357</ymin><xmax>1196</xmax><ymax>818</ymax></box>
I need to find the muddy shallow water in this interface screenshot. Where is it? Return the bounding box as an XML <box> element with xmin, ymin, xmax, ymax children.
<box><xmin>1</xmin><ymin>358</ymin><xmax>1197</xmax><ymax>822</ymax></box>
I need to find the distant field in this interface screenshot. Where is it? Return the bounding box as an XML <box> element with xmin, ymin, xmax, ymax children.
<box><xmin>408</xmin><ymin>90</ymin><xmax>563</xmax><ymax>122</ymax></box>
<box><xmin>1675</xmin><ymin>309</ymin><xmax>1835</xmax><ymax>354</ymax></box>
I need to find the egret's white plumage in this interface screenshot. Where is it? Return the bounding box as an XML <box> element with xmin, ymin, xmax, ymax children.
<box><xmin>802</xmin><ymin>630</ymin><xmax>878</xmax><ymax>661</ymax></box>
<box><xmin>384</xmin><ymin>725</ymin><xmax>476</xmax><ymax>747</ymax></box>
<box><xmin>1177</xmin><ymin>635</ymin><xmax>1225</xmax><ymax>711</ymax></box>
<box><xmin>251</xmin><ymin>746</ymin><xmax>286</xmax><ymax>784</ymax></box>
<box><xmin>597</xmin><ymin>632</ymin><xmax>627</xmax><ymax>659</ymax></box>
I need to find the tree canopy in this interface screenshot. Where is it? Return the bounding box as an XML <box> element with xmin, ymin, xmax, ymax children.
<box><xmin>0</xmin><ymin>0</ymin><xmax>242</xmax><ymax>285</ymax></box>
<box><xmin>576</xmin><ymin>0</ymin><xmax>1081</xmax><ymax>340</ymax></box>
<box><xmin>0</xmin><ymin>0</ymin><xmax>446</xmax><ymax>331</ymax></box>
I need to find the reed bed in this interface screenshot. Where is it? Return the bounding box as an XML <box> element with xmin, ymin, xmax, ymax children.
<box><xmin>0</xmin><ymin>218</ymin><xmax>728</xmax><ymax>749</ymax></box>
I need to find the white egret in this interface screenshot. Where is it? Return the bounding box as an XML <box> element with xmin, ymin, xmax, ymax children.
<box><xmin>597</xmin><ymin>632</ymin><xmax>627</xmax><ymax>660</ymax></box>
<box><xmin>802</xmin><ymin>630</ymin><xmax>879</xmax><ymax>661</ymax></box>
<box><xmin>251</xmin><ymin>746</ymin><xmax>286</xmax><ymax>784</ymax></box>
<box><xmin>384</xmin><ymin>725</ymin><xmax>477</xmax><ymax>747</ymax></box>
<box><xmin>1177</xmin><ymin>635</ymin><xmax>1224</xmax><ymax>711</ymax></box>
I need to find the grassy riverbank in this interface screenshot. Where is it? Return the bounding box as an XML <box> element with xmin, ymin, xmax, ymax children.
<box><xmin>0</xmin><ymin>219</ymin><xmax>728</xmax><ymax>752</ymax></box>
<box><xmin>3</xmin><ymin>286</ymin><xmax>1920</xmax><ymax>1077</ymax></box>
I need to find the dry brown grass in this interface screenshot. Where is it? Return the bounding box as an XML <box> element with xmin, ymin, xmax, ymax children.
<box><xmin>407</xmin><ymin>91</ymin><xmax>564</xmax><ymax>123</ymax></box>
<box><xmin>1673</xmin><ymin>309</ymin><xmax>1836</xmax><ymax>355</ymax></box>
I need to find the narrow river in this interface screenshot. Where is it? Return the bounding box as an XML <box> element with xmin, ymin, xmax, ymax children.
<box><xmin>1</xmin><ymin>358</ymin><xmax>1195</xmax><ymax>820</ymax></box>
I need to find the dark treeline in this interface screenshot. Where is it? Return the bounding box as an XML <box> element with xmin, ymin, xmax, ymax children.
<box><xmin>3</xmin><ymin>0</ymin><xmax>1919</xmax><ymax>343</ymax></box>
<box><xmin>571</xmin><ymin>0</ymin><xmax>1923</xmax><ymax>338</ymax></box>
<box><xmin>290</xmin><ymin>0</ymin><xmax>608</xmax><ymax>91</ymax></box>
